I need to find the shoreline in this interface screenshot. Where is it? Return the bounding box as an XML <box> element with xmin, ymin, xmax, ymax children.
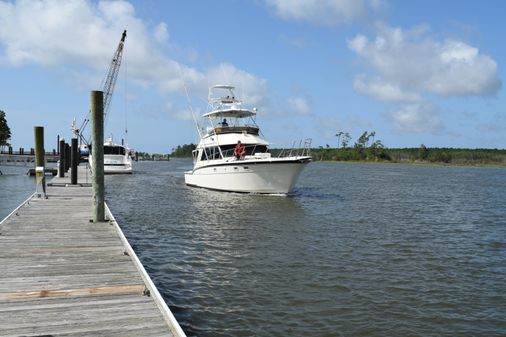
<box><xmin>316</xmin><ymin>159</ymin><xmax>506</xmax><ymax>169</ymax></box>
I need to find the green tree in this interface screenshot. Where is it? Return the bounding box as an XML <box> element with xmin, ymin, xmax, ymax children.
<box><xmin>353</xmin><ymin>131</ymin><xmax>371</xmax><ymax>159</ymax></box>
<box><xmin>335</xmin><ymin>131</ymin><xmax>343</xmax><ymax>148</ymax></box>
<box><xmin>0</xmin><ymin>110</ymin><xmax>12</xmax><ymax>150</ymax></box>
<box><xmin>418</xmin><ymin>144</ymin><xmax>429</xmax><ymax>160</ymax></box>
<box><xmin>170</xmin><ymin>143</ymin><xmax>196</xmax><ymax>157</ymax></box>
<box><xmin>341</xmin><ymin>132</ymin><xmax>351</xmax><ymax>149</ymax></box>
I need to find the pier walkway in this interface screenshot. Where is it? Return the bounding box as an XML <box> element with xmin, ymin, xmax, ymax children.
<box><xmin>0</xmin><ymin>166</ymin><xmax>185</xmax><ymax>337</ymax></box>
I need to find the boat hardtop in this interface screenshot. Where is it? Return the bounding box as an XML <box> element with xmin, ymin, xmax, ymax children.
<box><xmin>204</xmin><ymin>85</ymin><xmax>256</xmax><ymax>118</ymax></box>
<box><xmin>104</xmin><ymin>137</ymin><xmax>127</xmax><ymax>153</ymax></box>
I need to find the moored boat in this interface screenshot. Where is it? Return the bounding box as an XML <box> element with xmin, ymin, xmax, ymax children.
<box><xmin>89</xmin><ymin>137</ymin><xmax>133</xmax><ymax>174</ymax></box>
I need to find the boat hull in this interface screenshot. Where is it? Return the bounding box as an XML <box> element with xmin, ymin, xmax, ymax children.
<box><xmin>184</xmin><ymin>158</ymin><xmax>310</xmax><ymax>194</ymax></box>
<box><xmin>89</xmin><ymin>154</ymin><xmax>133</xmax><ymax>174</ymax></box>
<box><xmin>103</xmin><ymin>165</ymin><xmax>133</xmax><ymax>174</ymax></box>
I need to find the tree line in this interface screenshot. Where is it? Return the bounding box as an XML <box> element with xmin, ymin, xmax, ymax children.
<box><xmin>310</xmin><ymin>131</ymin><xmax>506</xmax><ymax>166</ymax></box>
<box><xmin>170</xmin><ymin>144</ymin><xmax>196</xmax><ymax>157</ymax></box>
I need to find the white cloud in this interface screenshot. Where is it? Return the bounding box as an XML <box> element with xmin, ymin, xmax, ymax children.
<box><xmin>154</xmin><ymin>22</ymin><xmax>169</xmax><ymax>44</ymax></box>
<box><xmin>389</xmin><ymin>102</ymin><xmax>442</xmax><ymax>133</ymax></box>
<box><xmin>348</xmin><ymin>23</ymin><xmax>501</xmax><ymax>98</ymax></box>
<box><xmin>353</xmin><ymin>76</ymin><xmax>422</xmax><ymax>103</ymax></box>
<box><xmin>348</xmin><ymin>23</ymin><xmax>501</xmax><ymax>133</ymax></box>
<box><xmin>288</xmin><ymin>97</ymin><xmax>313</xmax><ymax>115</ymax></box>
<box><xmin>265</xmin><ymin>0</ymin><xmax>382</xmax><ymax>26</ymax></box>
<box><xmin>0</xmin><ymin>0</ymin><xmax>267</xmax><ymax>111</ymax></box>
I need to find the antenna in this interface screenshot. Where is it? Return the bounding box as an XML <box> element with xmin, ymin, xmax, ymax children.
<box><xmin>177</xmin><ymin>64</ymin><xmax>202</xmax><ymax>139</ymax></box>
<box><xmin>123</xmin><ymin>34</ymin><xmax>128</xmax><ymax>147</ymax></box>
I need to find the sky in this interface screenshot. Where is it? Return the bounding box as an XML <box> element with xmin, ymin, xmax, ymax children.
<box><xmin>0</xmin><ymin>0</ymin><xmax>505</xmax><ymax>153</ymax></box>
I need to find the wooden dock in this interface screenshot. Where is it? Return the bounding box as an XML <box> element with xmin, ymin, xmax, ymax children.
<box><xmin>0</xmin><ymin>166</ymin><xmax>186</xmax><ymax>337</ymax></box>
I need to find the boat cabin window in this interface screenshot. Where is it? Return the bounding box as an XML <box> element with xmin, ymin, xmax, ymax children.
<box><xmin>104</xmin><ymin>146</ymin><xmax>125</xmax><ymax>155</ymax></box>
<box><xmin>192</xmin><ymin>150</ymin><xmax>199</xmax><ymax>161</ymax></box>
<box><xmin>220</xmin><ymin>144</ymin><xmax>268</xmax><ymax>158</ymax></box>
<box><xmin>200</xmin><ymin>146</ymin><xmax>222</xmax><ymax>161</ymax></box>
<box><xmin>199</xmin><ymin>145</ymin><xmax>268</xmax><ymax>160</ymax></box>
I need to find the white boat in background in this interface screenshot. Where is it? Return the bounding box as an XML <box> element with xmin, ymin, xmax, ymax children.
<box><xmin>184</xmin><ymin>85</ymin><xmax>311</xmax><ymax>194</ymax></box>
<box><xmin>89</xmin><ymin>137</ymin><xmax>133</xmax><ymax>174</ymax></box>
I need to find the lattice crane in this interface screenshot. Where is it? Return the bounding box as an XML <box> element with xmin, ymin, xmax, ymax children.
<box><xmin>72</xmin><ymin>30</ymin><xmax>127</xmax><ymax>144</ymax></box>
<box><xmin>101</xmin><ymin>29</ymin><xmax>127</xmax><ymax>124</ymax></box>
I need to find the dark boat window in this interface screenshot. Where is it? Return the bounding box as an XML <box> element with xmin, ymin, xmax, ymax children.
<box><xmin>104</xmin><ymin>146</ymin><xmax>125</xmax><ymax>155</ymax></box>
<box><xmin>200</xmin><ymin>144</ymin><xmax>268</xmax><ymax>160</ymax></box>
<box><xmin>201</xmin><ymin>146</ymin><xmax>222</xmax><ymax>160</ymax></box>
<box><xmin>220</xmin><ymin>144</ymin><xmax>268</xmax><ymax>157</ymax></box>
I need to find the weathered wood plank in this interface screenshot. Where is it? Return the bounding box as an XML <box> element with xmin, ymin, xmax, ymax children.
<box><xmin>0</xmin><ymin>170</ymin><xmax>184</xmax><ymax>337</ymax></box>
<box><xmin>0</xmin><ymin>284</ymin><xmax>146</xmax><ymax>300</ymax></box>
<box><xmin>0</xmin><ymin>293</ymin><xmax>151</xmax><ymax>311</ymax></box>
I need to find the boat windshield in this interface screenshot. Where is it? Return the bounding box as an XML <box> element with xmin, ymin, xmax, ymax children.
<box><xmin>104</xmin><ymin>146</ymin><xmax>126</xmax><ymax>155</ymax></box>
<box><xmin>200</xmin><ymin>144</ymin><xmax>268</xmax><ymax>161</ymax></box>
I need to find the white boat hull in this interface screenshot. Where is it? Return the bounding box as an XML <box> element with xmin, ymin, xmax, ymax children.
<box><xmin>89</xmin><ymin>154</ymin><xmax>133</xmax><ymax>174</ymax></box>
<box><xmin>184</xmin><ymin>157</ymin><xmax>310</xmax><ymax>194</ymax></box>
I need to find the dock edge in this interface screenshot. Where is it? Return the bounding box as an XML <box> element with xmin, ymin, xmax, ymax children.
<box><xmin>105</xmin><ymin>203</ymin><xmax>187</xmax><ymax>337</ymax></box>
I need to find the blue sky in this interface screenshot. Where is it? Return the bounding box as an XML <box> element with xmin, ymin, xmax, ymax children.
<box><xmin>0</xmin><ymin>0</ymin><xmax>504</xmax><ymax>153</ymax></box>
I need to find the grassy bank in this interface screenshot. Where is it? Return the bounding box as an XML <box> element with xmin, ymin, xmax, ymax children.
<box><xmin>306</xmin><ymin>147</ymin><xmax>506</xmax><ymax>167</ymax></box>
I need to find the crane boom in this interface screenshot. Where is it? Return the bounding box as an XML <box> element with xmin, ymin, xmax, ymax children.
<box><xmin>101</xmin><ymin>30</ymin><xmax>127</xmax><ymax>123</ymax></box>
<box><xmin>71</xmin><ymin>30</ymin><xmax>127</xmax><ymax>147</ymax></box>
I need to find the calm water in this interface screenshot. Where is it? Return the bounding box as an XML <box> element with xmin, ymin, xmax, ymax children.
<box><xmin>2</xmin><ymin>161</ymin><xmax>506</xmax><ymax>336</ymax></box>
<box><xmin>0</xmin><ymin>165</ymin><xmax>35</xmax><ymax>220</ymax></box>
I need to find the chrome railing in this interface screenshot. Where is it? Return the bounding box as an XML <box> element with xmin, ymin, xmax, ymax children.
<box><xmin>277</xmin><ymin>138</ymin><xmax>312</xmax><ymax>158</ymax></box>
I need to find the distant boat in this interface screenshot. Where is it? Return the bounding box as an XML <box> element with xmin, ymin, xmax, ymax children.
<box><xmin>89</xmin><ymin>137</ymin><xmax>133</xmax><ymax>174</ymax></box>
<box><xmin>184</xmin><ymin>85</ymin><xmax>311</xmax><ymax>194</ymax></box>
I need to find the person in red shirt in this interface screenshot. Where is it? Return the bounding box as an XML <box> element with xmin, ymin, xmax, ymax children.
<box><xmin>234</xmin><ymin>140</ymin><xmax>246</xmax><ymax>160</ymax></box>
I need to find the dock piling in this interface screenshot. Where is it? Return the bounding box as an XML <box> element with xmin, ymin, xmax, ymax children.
<box><xmin>65</xmin><ymin>143</ymin><xmax>70</xmax><ymax>172</ymax></box>
<box><xmin>70</xmin><ymin>137</ymin><xmax>78</xmax><ymax>184</ymax></box>
<box><xmin>91</xmin><ymin>90</ymin><xmax>105</xmax><ymax>222</ymax></box>
<box><xmin>34</xmin><ymin>126</ymin><xmax>46</xmax><ymax>198</ymax></box>
<box><xmin>58</xmin><ymin>139</ymin><xmax>65</xmax><ymax>178</ymax></box>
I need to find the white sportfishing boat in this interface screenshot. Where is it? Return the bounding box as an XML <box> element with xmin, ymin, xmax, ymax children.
<box><xmin>184</xmin><ymin>85</ymin><xmax>311</xmax><ymax>194</ymax></box>
<box><xmin>89</xmin><ymin>137</ymin><xmax>133</xmax><ymax>174</ymax></box>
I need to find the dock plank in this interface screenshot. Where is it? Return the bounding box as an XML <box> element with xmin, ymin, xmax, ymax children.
<box><xmin>0</xmin><ymin>168</ymin><xmax>185</xmax><ymax>337</ymax></box>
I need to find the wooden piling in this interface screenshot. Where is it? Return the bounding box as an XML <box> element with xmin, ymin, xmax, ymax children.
<box><xmin>91</xmin><ymin>90</ymin><xmax>105</xmax><ymax>222</ymax></box>
<box><xmin>65</xmin><ymin>143</ymin><xmax>71</xmax><ymax>172</ymax></box>
<box><xmin>34</xmin><ymin>126</ymin><xmax>45</xmax><ymax>195</ymax></box>
<box><xmin>59</xmin><ymin>139</ymin><xmax>65</xmax><ymax>178</ymax></box>
<box><xmin>70</xmin><ymin>138</ymin><xmax>78</xmax><ymax>184</ymax></box>
<box><xmin>34</xmin><ymin>127</ymin><xmax>44</xmax><ymax>167</ymax></box>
